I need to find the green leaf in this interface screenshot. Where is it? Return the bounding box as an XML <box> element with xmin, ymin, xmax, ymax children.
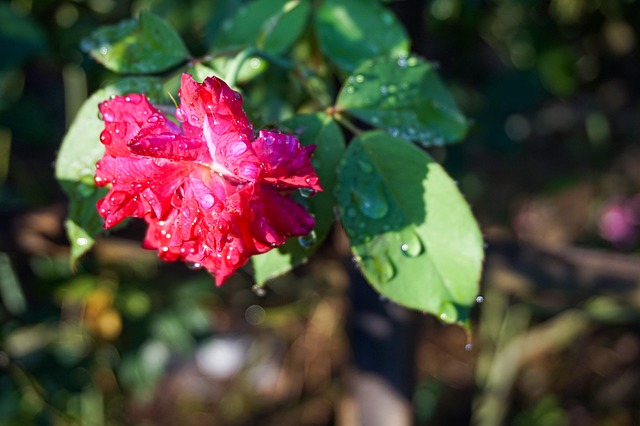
<box><xmin>252</xmin><ymin>112</ymin><xmax>345</xmax><ymax>285</ymax></box>
<box><xmin>213</xmin><ymin>0</ymin><xmax>311</xmax><ymax>55</ymax></box>
<box><xmin>81</xmin><ymin>12</ymin><xmax>189</xmax><ymax>74</ymax></box>
<box><xmin>337</xmin><ymin>56</ymin><xmax>468</xmax><ymax>146</ymax></box>
<box><xmin>56</xmin><ymin>77</ymin><xmax>167</xmax><ymax>266</ymax></box>
<box><xmin>335</xmin><ymin>131</ymin><xmax>483</xmax><ymax>325</ymax></box>
<box><xmin>315</xmin><ymin>0</ymin><xmax>409</xmax><ymax>73</ymax></box>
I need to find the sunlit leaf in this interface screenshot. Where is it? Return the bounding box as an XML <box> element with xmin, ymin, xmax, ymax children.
<box><xmin>81</xmin><ymin>12</ymin><xmax>189</xmax><ymax>74</ymax></box>
<box><xmin>213</xmin><ymin>0</ymin><xmax>311</xmax><ymax>54</ymax></box>
<box><xmin>336</xmin><ymin>131</ymin><xmax>483</xmax><ymax>325</ymax></box>
<box><xmin>337</xmin><ymin>56</ymin><xmax>468</xmax><ymax>146</ymax></box>
<box><xmin>315</xmin><ymin>0</ymin><xmax>409</xmax><ymax>73</ymax></box>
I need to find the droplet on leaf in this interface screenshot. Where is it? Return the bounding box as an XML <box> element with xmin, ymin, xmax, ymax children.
<box><xmin>476</xmin><ymin>295</ymin><xmax>484</xmax><ymax>304</ymax></box>
<box><xmin>438</xmin><ymin>302</ymin><xmax>458</xmax><ymax>323</ymax></box>
<box><xmin>252</xmin><ymin>285</ymin><xmax>267</xmax><ymax>297</ymax></box>
<box><xmin>371</xmin><ymin>254</ymin><xmax>395</xmax><ymax>282</ymax></box>
<box><xmin>399</xmin><ymin>228</ymin><xmax>423</xmax><ymax>257</ymax></box>
<box><xmin>298</xmin><ymin>230</ymin><xmax>317</xmax><ymax>248</ymax></box>
<box><xmin>352</xmin><ymin>183</ymin><xmax>389</xmax><ymax>219</ymax></box>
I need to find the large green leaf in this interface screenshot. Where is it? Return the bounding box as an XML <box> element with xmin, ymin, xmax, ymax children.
<box><xmin>335</xmin><ymin>131</ymin><xmax>483</xmax><ymax>325</ymax></box>
<box><xmin>336</xmin><ymin>56</ymin><xmax>469</xmax><ymax>146</ymax></box>
<box><xmin>213</xmin><ymin>0</ymin><xmax>311</xmax><ymax>55</ymax></box>
<box><xmin>56</xmin><ymin>77</ymin><xmax>168</xmax><ymax>266</ymax></box>
<box><xmin>81</xmin><ymin>12</ymin><xmax>189</xmax><ymax>74</ymax></box>
<box><xmin>252</xmin><ymin>112</ymin><xmax>345</xmax><ymax>285</ymax></box>
<box><xmin>315</xmin><ymin>0</ymin><xmax>409</xmax><ymax>73</ymax></box>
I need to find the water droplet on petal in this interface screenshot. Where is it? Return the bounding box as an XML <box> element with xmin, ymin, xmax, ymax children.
<box><xmin>299</xmin><ymin>188</ymin><xmax>316</xmax><ymax>198</ymax></box>
<box><xmin>200</xmin><ymin>193</ymin><xmax>215</xmax><ymax>209</ymax></box>
<box><xmin>298</xmin><ymin>230</ymin><xmax>317</xmax><ymax>248</ymax></box>
<box><xmin>109</xmin><ymin>191</ymin><xmax>126</xmax><ymax>205</ymax></box>
<box><xmin>100</xmin><ymin>130</ymin><xmax>111</xmax><ymax>145</ymax></box>
<box><xmin>187</xmin><ymin>262</ymin><xmax>202</xmax><ymax>270</ymax></box>
<box><xmin>252</xmin><ymin>285</ymin><xmax>267</xmax><ymax>297</ymax></box>
<box><xmin>227</xmin><ymin>141</ymin><xmax>247</xmax><ymax>157</ymax></box>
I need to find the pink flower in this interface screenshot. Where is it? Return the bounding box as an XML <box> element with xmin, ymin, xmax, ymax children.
<box><xmin>95</xmin><ymin>74</ymin><xmax>321</xmax><ymax>285</ymax></box>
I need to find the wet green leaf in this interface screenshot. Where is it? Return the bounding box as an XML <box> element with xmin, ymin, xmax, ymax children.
<box><xmin>315</xmin><ymin>0</ymin><xmax>409</xmax><ymax>73</ymax></box>
<box><xmin>213</xmin><ymin>0</ymin><xmax>311</xmax><ymax>54</ymax></box>
<box><xmin>56</xmin><ymin>77</ymin><xmax>167</xmax><ymax>266</ymax></box>
<box><xmin>335</xmin><ymin>131</ymin><xmax>483</xmax><ymax>325</ymax></box>
<box><xmin>81</xmin><ymin>12</ymin><xmax>189</xmax><ymax>74</ymax></box>
<box><xmin>337</xmin><ymin>56</ymin><xmax>468</xmax><ymax>146</ymax></box>
<box><xmin>252</xmin><ymin>112</ymin><xmax>345</xmax><ymax>285</ymax></box>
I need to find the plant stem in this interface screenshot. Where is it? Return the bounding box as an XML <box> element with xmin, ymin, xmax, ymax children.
<box><xmin>332</xmin><ymin>111</ymin><xmax>362</xmax><ymax>136</ymax></box>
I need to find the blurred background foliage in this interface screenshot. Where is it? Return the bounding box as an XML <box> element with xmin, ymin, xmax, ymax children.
<box><xmin>2</xmin><ymin>0</ymin><xmax>640</xmax><ymax>424</ymax></box>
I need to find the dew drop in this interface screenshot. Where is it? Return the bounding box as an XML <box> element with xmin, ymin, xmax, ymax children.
<box><xmin>76</xmin><ymin>237</ymin><xmax>89</xmax><ymax>247</ymax></box>
<box><xmin>187</xmin><ymin>262</ymin><xmax>202</xmax><ymax>270</ymax></box>
<box><xmin>438</xmin><ymin>302</ymin><xmax>458</xmax><ymax>323</ymax></box>
<box><xmin>200</xmin><ymin>194</ymin><xmax>215</xmax><ymax>209</ymax></box>
<box><xmin>476</xmin><ymin>295</ymin><xmax>484</xmax><ymax>304</ymax></box>
<box><xmin>355</xmin><ymin>74</ymin><xmax>365</xmax><ymax>83</ymax></box>
<box><xmin>249</xmin><ymin>57</ymin><xmax>261</xmax><ymax>69</ymax></box>
<box><xmin>175</xmin><ymin>107</ymin><xmax>185</xmax><ymax>122</ymax></box>
<box><xmin>371</xmin><ymin>254</ymin><xmax>395</xmax><ymax>282</ymax></box>
<box><xmin>299</xmin><ymin>188</ymin><xmax>316</xmax><ymax>198</ymax></box>
<box><xmin>252</xmin><ymin>284</ymin><xmax>267</xmax><ymax>297</ymax></box>
<box><xmin>399</xmin><ymin>228</ymin><xmax>423</xmax><ymax>257</ymax></box>
<box><xmin>100</xmin><ymin>130</ymin><xmax>111</xmax><ymax>145</ymax></box>
<box><xmin>380</xmin><ymin>85</ymin><xmax>388</xmax><ymax>95</ymax></box>
<box><xmin>464</xmin><ymin>343</ymin><xmax>473</xmax><ymax>351</ymax></box>
<box><xmin>109</xmin><ymin>191</ymin><xmax>126</xmax><ymax>205</ymax></box>
<box><xmin>298</xmin><ymin>230</ymin><xmax>317</xmax><ymax>248</ymax></box>
<box><xmin>352</xmin><ymin>183</ymin><xmax>389</xmax><ymax>219</ymax></box>
<box><xmin>227</xmin><ymin>141</ymin><xmax>247</xmax><ymax>156</ymax></box>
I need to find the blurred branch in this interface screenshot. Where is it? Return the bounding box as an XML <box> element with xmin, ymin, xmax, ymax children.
<box><xmin>3</xmin><ymin>353</ymin><xmax>80</xmax><ymax>425</ymax></box>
